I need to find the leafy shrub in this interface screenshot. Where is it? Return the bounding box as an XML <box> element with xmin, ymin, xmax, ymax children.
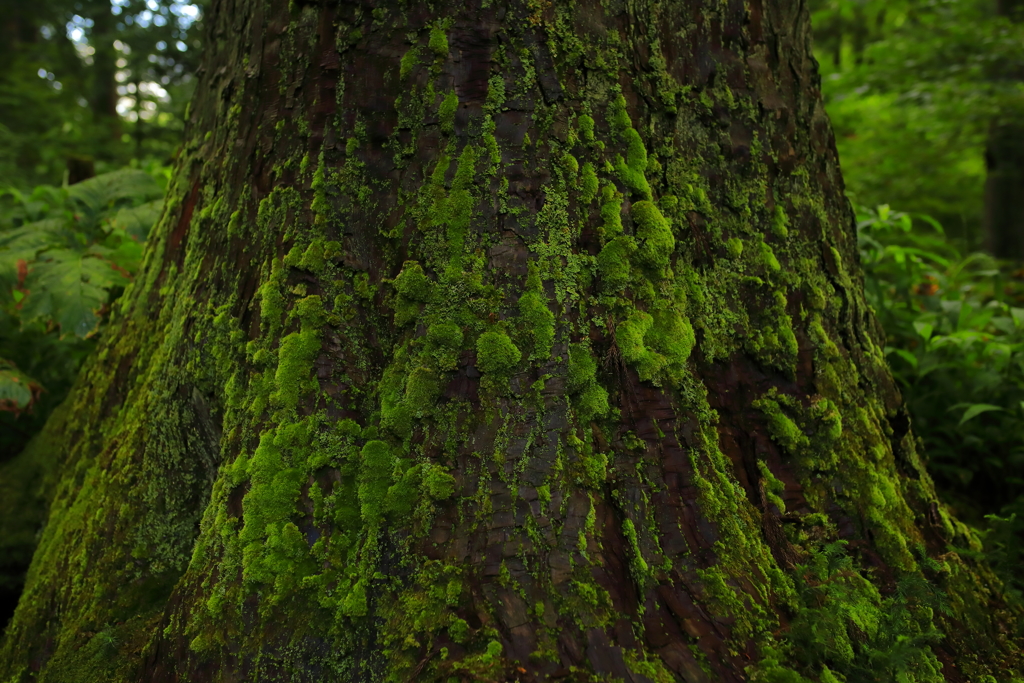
<box><xmin>858</xmin><ymin>205</ymin><xmax>1024</xmax><ymax>520</ymax></box>
<box><xmin>0</xmin><ymin>168</ymin><xmax>164</xmax><ymax>458</ymax></box>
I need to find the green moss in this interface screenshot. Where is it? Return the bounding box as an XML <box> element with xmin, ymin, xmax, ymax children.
<box><xmin>449</xmin><ymin>617</ymin><xmax>470</xmax><ymax>643</ymax></box>
<box><xmin>484</xmin><ymin>75</ymin><xmax>505</xmax><ymax>114</ymax></box>
<box><xmin>425</xmin><ymin>321</ymin><xmax>463</xmax><ymax>370</ymax></box>
<box><xmin>299</xmin><ymin>240</ymin><xmax>325</xmax><ymax>272</ymax></box>
<box><xmin>405</xmin><ymin>367</ymin><xmax>440</xmax><ymax>416</ymax></box>
<box><xmin>576</xmin><ymin>383</ymin><xmax>610</xmax><ymax>421</ymax></box>
<box><xmin>258</xmin><ymin>261</ymin><xmax>286</xmax><ymax>335</ymax></box>
<box><xmin>341</xmin><ymin>578</ymin><xmax>368</xmax><ymax>617</ymax></box>
<box><xmin>581</xmin><ymin>449</ymin><xmax>608</xmax><ymax>487</ymax></box>
<box><xmin>616</xmin><ymin>303</ymin><xmax>693</xmax><ymax>385</ymax></box>
<box><xmin>567</xmin><ymin>344</ymin><xmax>598</xmax><ymax>393</ymax></box>
<box><xmin>386</xmin><ymin>464</ymin><xmax>422</xmax><ymax>519</ymax></box>
<box><xmin>758</xmin><ymin>461</ymin><xmax>786</xmax><ymax>514</ymax></box>
<box><xmin>616</xmin><ymin>310</ymin><xmax>661</xmax><ymax>381</ymax></box>
<box><xmin>726</xmin><ymin>237</ymin><xmax>744</xmax><ymax>259</ymax></box>
<box><xmin>428</xmin><ymin>26</ymin><xmax>448</xmax><ymax>58</ymax></box>
<box><xmin>624</xmin><ymin>128</ymin><xmax>647</xmax><ymax>170</ymax></box>
<box><xmin>578</xmin><ymin>114</ymin><xmax>595</xmax><ymax>142</ymax></box>
<box><xmin>621</xmin><ymin>518</ymin><xmax>650</xmax><ymax>579</ymax></box>
<box><xmin>772</xmin><ymin>204</ymin><xmax>790</xmax><ymax>238</ymax></box>
<box><xmin>599</xmin><ymin>184</ymin><xmax>624</xmax><ymax>237</ymax></box>
<box><xmin>647</xmin><ymin>305</ymin><xmax>695</xmax><ymax>378</ymax></box>
<box><xmin>760</xmin><ymin>240</ymin><xmax>781</xmax><ymax>274</ymax></box>
<box><xmin>400</xmin><ymin>46</ymin><xmax>419</xmax><ymax>79</ymax></box>
<box><xmin>608</xmin><ymin>94</ymin><xmax>632</xmax><ymax>133</ymax></box>
<box><xmin>809</xmin><ymin>314</ymin><xmax>840</xmax><ymax>359</ymax></box>
<box><xmin>561</xmin><ymin>153</ymin><xmax>579</xmax><ymax>176</ymax></box>
<box><xmin>394</xmin><ymin>298</ymin><xmax>421</xmax><ymax>327</ymax></box>
<box><xmin>394</xmin><ymin>261</ymin><xmax>431</xmax><ymax>302</ymax></box>
<box><xmin>519</xmin><ymin>263</ymin><xmax>554</xmax><ymax>360</ymax></box>
<box><xmin>482</xmin><ymin>115</ymin><xmax>500</xmax><ymax>168</ymax></box>
<box><xmin>753</xmin><ymin>392</ymin><xmax>810</xmax><ymax>455</ymax></box>
<box><xmin>449</xmin><ymin>640</ymin><xmax>505</xmax><ymax>678</ymax></box>
<box><xmin>422</xmin><ymin>464</ymin><xmax>457</xmax><ymax>500</ymax></box>
<box><xmin>423</xmin><ymin>145</ymin><xmax>479</xmax><ymax>273</ymax></box>
<box><xmin>597</xmin><ymin>236</ymin><xmax>636</xmax><ymax>293</ymax></box>
<box><xmin>580</xmin><ymin>162</ymin><xmax>599</xmax><ymax>204</ymax></box>
<box><xmin>240</xmin><ymin>433</ymin><xmax>305</xmax><ymax>558</ymax></box>
<box><xmin>810</xmin><ymin>398</ymin><xmax>843</xmax><ymax>441</ymax></box>
<box><xmin>271</xmin><ymin>321</ymin><xmax>320</xmax><ymax>411</ymax></box>
<box><xmin>615</xmin><ymin>128</ymin><xmax>653</xmax><ymax>200</ymax></box>
<box><xmin>475</xmin><ymin>331</ymin><xmax>520</xmax><ymax>375</ymax></box>
<box><xmin>359</xmin><ymin>440</ymin><xmax>395</xmax><ymax>526</ymax></box>
<box><xmin>631</xmin><ymin>200</ymin><xmax>674</xmax><ymax>274</ymax></box>
<box><xmin>227</xmin><ymin>209</ymin><xmax>242</xmax><ymax>237</ymax></box>
<box><xmin>605</xmin><ymin>94</ymin><xmax>653</xmax><ymax>199</ymax></box>
<box><xmin>439</xmin><ymin>90</ymin><xmax>458</xmax><ymax>135</ymax></box>
<box><xmin>537</xmin><ymin>485</ymin><xmax>551</xmax><ymax>507</ymax></box>
<box><xmin>754</xmin><ymin>543</ymin><xmax>946</xmax><ymax>683</ymax></box>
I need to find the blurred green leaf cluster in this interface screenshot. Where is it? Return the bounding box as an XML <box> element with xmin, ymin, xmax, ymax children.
<box><xmin>0</xmin><ymin>166</ymin><xmax>163</xmax><ymax>457</ymax></box>
<box><xmin>0</xmin><ymin>0</ymin><xmax>204</xmax><ymax>189</ymax></box>
<box><xmin>811</xmin><ymin>0</ymin><xmax>1024</xmax><ymax>246</ymax></box>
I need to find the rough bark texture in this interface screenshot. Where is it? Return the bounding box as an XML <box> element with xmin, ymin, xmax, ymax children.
<box><xmin>1</xmin><ymin>0</ymin><xmax>1022</xmax><ymax>681</ymax></box>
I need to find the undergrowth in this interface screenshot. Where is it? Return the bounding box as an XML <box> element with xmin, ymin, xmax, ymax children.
<box><xmin>0</xmin><ymin>165</ymin><xmax>164</xmax><ymax>458</ymax></box>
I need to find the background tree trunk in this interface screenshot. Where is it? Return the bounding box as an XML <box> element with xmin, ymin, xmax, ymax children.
<box><xmin>1</xmin><ymin>0</ymin><xmax>1021</xmax><ymax>681</ymax></box>
<box><xmin>984</xmin><ymin>0</ymin><xmax>1024</xmax><ymax>261</ymax></box>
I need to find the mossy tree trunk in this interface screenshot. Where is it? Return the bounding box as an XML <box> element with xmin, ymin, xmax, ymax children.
<box><xmin>1</xmin><ymin>0</ymin><xmax>1021</xmax><ymax>681</ymax></box>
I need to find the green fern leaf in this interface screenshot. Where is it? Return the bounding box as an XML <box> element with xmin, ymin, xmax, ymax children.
<box><xmin>19</xmin><ymin>249</ymin><xmax>126</xmax><ymax>338</ymax></box>
<box><xmin>67</xmin><ymin>169</ymin><xmax>162</xmax><ymax>218</ymax></box>
<box><xmin>109</xmin><ymin>199</ymin><xmax>162</xmax><ymax>241</ymax></box>
<box><xmin>0</xmin><ymin>359</ymin><xmax>41</xmax><ymax>412</ymax></box>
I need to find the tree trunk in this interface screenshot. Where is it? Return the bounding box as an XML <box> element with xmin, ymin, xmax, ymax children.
<box><xmin>89</xmin><ymin>1</ymin><xmax>122</xmax><ymax>141</ymax></box>
<box><xmin>984</xmin><ymin>0</ymin><xmax>1024</xmax><ymax>261</ymax></box>
<box><xmin>1</xmin><ymin>0</ymin><xmax>1021</xmax><ymax>681</ymax></box>
<box><xmin>984</xmin><ymin>119</ymin><xmax>1024</xmax><ymax>260</ymax></box>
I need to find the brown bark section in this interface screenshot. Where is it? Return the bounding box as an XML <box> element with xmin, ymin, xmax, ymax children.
<box><xmin>1</xmin><ymin>0</ymin><xmax>1021</xmax><ymax>681</ymax></box>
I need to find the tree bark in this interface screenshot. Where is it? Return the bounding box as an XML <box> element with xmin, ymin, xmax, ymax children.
<box><xmin>1</xmin><ymin>0</ymin><xmax>1021</xmax><ymax>681</ymax></box>
<box><xmin>984</xmin><ymin>0</ymin><xmax>1024</xmax><ymax>261</ymax></box>
<box><xmin>984</xmin><ymin>119</ymin><xmax>1024</xmax><ymax>260</ymax></box>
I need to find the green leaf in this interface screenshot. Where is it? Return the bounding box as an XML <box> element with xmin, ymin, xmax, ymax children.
<box><xmin>108</xmin><ymin>199</ymin><xmax>162</xmax><ymax>241</ymax></box>
<box><xmin>912</xmin><ymin>321</ymin><xmax>933</xmax><ymax>341</ymax></box>
<box><xmin>67</xmin><ymin>169</ymin><xmax>162</xmax><ymax>216</ymax></box>
<box><xmin>0</xmin><ymin>359</ymin><xmax>41</xmax><ymax>412</ymax></box>
<box><xmin>19</xmin><ymin>249</ymin><xmax>121</xmax><ymax>338</ymax></box>
<box><xmin>885</xmin><ymin>347</ymin><xmax>918</xmax><ymax>369</ymax></box>
<box><xmin>957</xmin><ymin>403</ymin><xmax>1004</xmax><ymax>426</ymax></box>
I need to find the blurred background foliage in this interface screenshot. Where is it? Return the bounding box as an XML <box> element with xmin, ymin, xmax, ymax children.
<box><xmin>0</xmin><ymin>0</ymin><xmax>203</xmax><ymax>461</ymax></box>
<box><xmin>0</xmin><ymin>0</ymin><xmax>204</xmax><ymax>188</ymax></box>
<box><xmin>811</xmin><ymin>0</ymin><xmax>1024</xmax><ymax>253</ymax></box>
<box><xmin>3</xmin><ymin>0</ymin><xmax>1024</xmax><ymax>632</ymax></box>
